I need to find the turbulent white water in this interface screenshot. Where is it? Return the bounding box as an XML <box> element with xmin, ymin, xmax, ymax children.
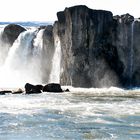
<box><xmin>0</xmin><ymin>88</ymin><xmax>140</xmax><ymax>140</ymax></box>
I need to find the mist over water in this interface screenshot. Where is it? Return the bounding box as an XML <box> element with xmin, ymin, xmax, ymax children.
<box><xmin>0</xmin><ymin>28</ymin><xmax>10</xmax><ymax>66</ymax></box>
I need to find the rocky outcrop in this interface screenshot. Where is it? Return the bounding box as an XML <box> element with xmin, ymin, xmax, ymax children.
<box><xmin>43</xmin><ymin>83</ymin><xmax>63</xmax><ymax>92</ymax></box>
<box><xmin>42</xmin><ymin>25</ymin><xmax>55</xmax><ymax>83</ymax></box>
<box><xmin>55</xmin><ymin>5</ymin><xmax>124</xmax><ymax>88</ymax></box>
<box><xmin>25</xmin><ymin>83</ymin><xmax>43</xmax><ymax>94</ymax></box>
<box><xmin>2</xmin><ymin>24</ymin><xmax>26</xmax><ymax>46</ymax></box>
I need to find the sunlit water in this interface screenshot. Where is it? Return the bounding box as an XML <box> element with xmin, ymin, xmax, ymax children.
<box><xmin>0</xmin><ymin>87</ymin><xmax>140</xmax><ymax>140</ymax></box>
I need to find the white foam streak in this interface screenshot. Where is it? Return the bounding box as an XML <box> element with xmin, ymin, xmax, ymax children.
<box><xmin>62</xmin><ymin>86</ymin><xmax>140</xmax><ymax>97</ymax></box>
<box><xmin>33</xmin><ymin>29</ymin><xmax>44</xmax><ymax>50</ymax></box>
<box><xmin>0</xmin><ymin>90</ymin><xmax>140</xmax><ymax>118</ymax></box>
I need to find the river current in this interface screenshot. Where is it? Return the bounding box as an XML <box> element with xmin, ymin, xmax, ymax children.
<box><xmin>0</xmin><ymin>87</ymin><xmax>140</xmax><ymax>140</ymax></box>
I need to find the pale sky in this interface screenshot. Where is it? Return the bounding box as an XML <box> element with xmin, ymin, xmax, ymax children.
<box><xmin>0</xmin><ymin>0</ymin><xmax>140</xmax><ymax>21</ymax></box>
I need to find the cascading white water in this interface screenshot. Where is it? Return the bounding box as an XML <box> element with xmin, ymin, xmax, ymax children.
<box><xmin>0</xmin><ymin>27</ymin><xmax>10</xmax><ymax>66</ymax></box>
<box><xmin>0</xmin><ymin>26</ymin><xmax>61</xmax><ymax>88</ymax></box>
<box><xmin>31</xmin><ymin>29</ymin><xmax>45</xmax><ymax>80</ymax></box>
<box><xmin>33</xmin><ymin>29</ymin><xmax>44</xmax><ymax>55</ymax></box>
<box><xmin>0</xmin><ymin>28</ymin><xmax>44</xmax><ymax>88</ymax></box>
<box><xmin>4</xmin><ymin>29</ymin><xmax>36</xmax><ymax>68</ymax></box>
<box><xmin>130</xmin><ymin>21</ymin><xmax>135</xmax><ymax>82</ymax></box>
<box><xmin>49</xmin><ymin>36</ymin><xmax>61</xmax><ymax>83</ymax></box>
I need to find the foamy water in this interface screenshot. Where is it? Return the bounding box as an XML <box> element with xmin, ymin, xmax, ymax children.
<box><xmin>0</xmin><ymin>87</ymin><xmax>140</xmax><ymax>139</ymax></box>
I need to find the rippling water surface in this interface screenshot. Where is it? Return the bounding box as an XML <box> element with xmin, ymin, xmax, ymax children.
<box><xmin>0</xmin><ymin>87</ymin><xmax>140</xmax><ymax>140</ymax></box>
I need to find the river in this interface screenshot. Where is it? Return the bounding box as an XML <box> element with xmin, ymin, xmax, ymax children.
<box><xmin>0</xmin><ymin>87</ymin><xmax>140</xmax><ymax>140</ymax></box>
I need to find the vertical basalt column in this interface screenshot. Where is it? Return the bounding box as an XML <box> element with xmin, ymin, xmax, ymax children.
<box><xmin>57</xmin><ymin>6</ymin><xmax>123</xmax><ymax>87</ymax></box>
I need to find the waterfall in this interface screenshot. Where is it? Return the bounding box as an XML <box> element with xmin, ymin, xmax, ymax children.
<box><xmin>0</xmin><ymin>28</ymin><xmax>44</xmax><ymax>88</ymax></box>
<box><xmin>130</xmin><ymin>21</ymin><xmax>135</xmax><ymax>83</ymax></box>
<box><xmin>4</xmin><ymin>29</ymin><xmax>37</xmax><ymax>68</ymax></box>
<box><xmin>49</xmin><ymin>36</ymin><xmax>61</xmax><ymax>83</ymax></box>
<box><xmin>33</xmin><ymin>29</ymin><xmax>44</xmax><ymax>56</ymax></box>
<box><xmin>0</xmin><ymin>28</ymin><xmax>10</xmax><ymax>66</ymax></box>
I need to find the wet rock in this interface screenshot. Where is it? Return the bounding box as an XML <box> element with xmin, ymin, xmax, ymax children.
<box><xmin>2</xmin><ymin>24</ymin><xmax>26</xmax><ymax>46</ymax></box>
<box><xmin>120</xmin><ymin>13</ymin><xmax>134</xmax><ymax>24</ymax></box>
<box><xmin>25</xmin><ymin>83</ymin><xmax>43</xmax><ymax>94</ymax></box>
<box><xmin>43</xmin><ymin>83</ymin><xmax>63</xmax><ymax>92</ymax></box>
<box><xmin>64</xmin><ymin>88</ymin><xmax>70</xmax><ymax>92</ymax></box>
<box><xmin>112</xmin><ymin>14</ymin><xmax>140</xmax><ymax>87</ymax></box>
<box><xmin>0</xmin><ymin>90</ymin><xmax>12</xmax><ymax>95</ymax></box>
<box><xmin>0</xmin><ymin>92</ymin><xmax>5</xmax><ymax>95</ymax></box>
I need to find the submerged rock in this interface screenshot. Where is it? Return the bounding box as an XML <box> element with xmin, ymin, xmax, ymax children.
<box><xmin>64</xmin><ymin>88</ymin><xmax>70</xmax><ymax>92</ymax></box>
<box><xmin>43</xmin><ymin>83</ymin><xmax>63</xmax><ymax>92</ymax></box>
<box><xmin>25</xmin><ymin>83</ymin><xmax>43</xmax><ymax>94</ymax></box>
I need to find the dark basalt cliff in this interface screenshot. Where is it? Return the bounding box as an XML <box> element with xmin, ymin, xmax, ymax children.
<box><xmin>113</xmin><ymin>14</ymin><xmax>140</xmax><ymax>87</ymax></box>
<box><xmin>2</xmin><ymin>24</ymin><xmax>26</xmax><ymax>46</ymax></box>
<box><xmin>55</xmin><ymin>5</ymin><xmax>124</xmax><ymax>87</ymax></box>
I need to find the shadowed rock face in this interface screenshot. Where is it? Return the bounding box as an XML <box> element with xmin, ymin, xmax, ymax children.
<box><xmin>56</xmin><ymin>5</ymin><xmax>124</xmax><ymax>88</ymax></box>
<box><xmin>113</xmin><ymin>14</ymin><xmax>135</xmax><ymax>86</ymax></box>
<box><xmin>132</xmin><ymin>20</ymin><xmax>140</xmax><ymax>86</ymax></box>
<box><xmin>113</xmin><ymin>14</ymin><xmax>140</xmax><ymax>87</ymax></box>
<box><xmin>2</xmin><ymin>24</ymin><xmax>26</xmax><ymax>46</ymax></box>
